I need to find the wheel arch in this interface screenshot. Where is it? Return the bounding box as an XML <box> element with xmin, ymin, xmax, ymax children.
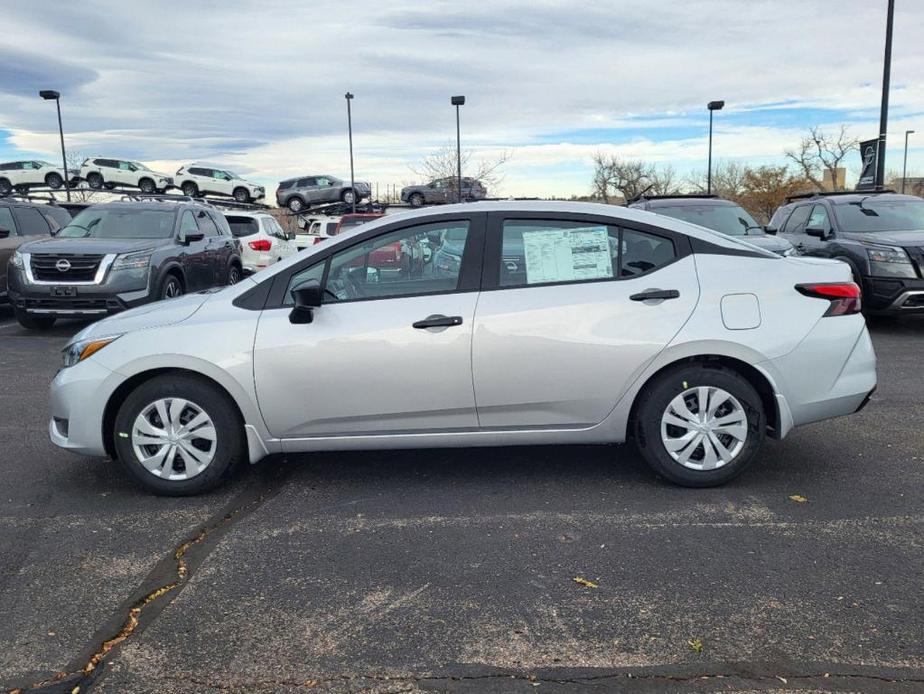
<box><xmin>626</xmin><ymin>354</ymin><xmax>781</xmax><ymax>440</ymax></box>
<box><xmin>154</xmin><ymin>262</ymin><xmax>186</xmax><ymax>292</ymax></box>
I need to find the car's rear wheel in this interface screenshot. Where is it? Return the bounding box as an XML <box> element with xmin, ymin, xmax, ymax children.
<box><xmin>159</xmin><ymin>274</ymin><xmax>184</xmax><ymax>299</ymax></box>
<box><xmin>139</xmin><ymin>177</ymin><xmax>156</xmax><ymax>194</ymax></box>
<box><xmin>233</xmin><ymin>187</ymin><xmax>251</xmax><ymax>203</ymax></box>
<box><xmin>633</xmin><ymin>364</ymin><xmax>764</xmax><ymax>487</ymax></box>
<box><xmin>0</xmin><ymin>178</ymin><xmax>11</xmax><ymax>195</ymax></box>
<box><xmin>14</xmin><ymin>308</ymin><xmax>56</xmax><ymax>330</ymax></box>
<box><xmin>45</xmin><ymin>172</ymin><xmax>64</xmax><ymax>189</ymax></box>
<box><xmin>227</xmin><ymin>264</ymin><xmax>241</xmax><ymax>285</ymax></box>
<box><xmin>287</xmin><ymin>197</ymin><xmax>305</xmax><ymax>212</ymax></box>
<box><xmin>409</xmin><ymin>193</ymin><xmax>425</xmax><ymax>207</ymax></box>
<box><xmin>87</xmin><ymin>173</ymin><xmax>103</xmax><ymax>189</ymax></box>
<box><xmin>113</xmin><ymin>375</ymin><xmax>245</xmax><ymax>495</ymax></box>
<box><xmin>182</xmin><ymin>182</ymin><xmax>198</xmax><ymax>197</ymax></box>
<box><xmin>341</xmin><ymin>189</ymin><xmax>355</xmax><ymax>204</ymax></box>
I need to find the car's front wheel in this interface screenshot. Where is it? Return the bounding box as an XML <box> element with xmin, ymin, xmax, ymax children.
<box><xmin>287</xmin><ymin>197</ymin><xmax>305</xmax><ymax>212</ymax></box>
<box><xmin>409</xmin><ymin>192</ymin><xmax>425</xmax><ymax>207</ymax></box>
<box><xmin>227</xmin><ymin>264</ymin><xmax>241</xmax><ymax>285</ymax></box>
<box><xmin>14</xmin><ymin>308</ymin><xmax>56</xmax><ymax>330</ymax></box>
<box><xmin>233</xmin><ymin>187</ymin><xmax>251</xmax><ymax>203</ymax></box>
<box><xmin>341</xmin><ymin>189</ymin><xmax>355</xmax><ymax>204</ymax></box>
<box><xmin>87</xmin><ymin>173</ymin><xmax>103</xmax><ymax>189</ymax></box>
<box><xmin>182</xmin><ymin>182</ymin><xmax>199</xmax><ymax>197</ymax></box>
<box><xmin>159</xmin><ymin>274</ymin><xmax>184</xmax><ymax>299</ymax></box>
<box><xmin>633</xmin><ymin>364</ymin><xmax>764</xmax><ymax>487</ymax></box>
<box><xmin>45</xmin><ymin>172</ymin><xmax>64</xmax><ymax>189</ymax></box>
<box><xmin>138</xmin><ymin>177</ymin><xmax>156</xmax><ymax>194</ymax></box>
<box><xmin>113</xmin><ymin>375</ymin><xmax>245</xmax><ymax>495</ymax></box>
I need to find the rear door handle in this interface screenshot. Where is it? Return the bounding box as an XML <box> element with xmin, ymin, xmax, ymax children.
<box><xmin>629</xmin><ymin>289</ymin><xmax>680</xmax><ymax>302</ymax></box>
<box><xmin>412</xmin><ymin>314</ymin><xmax>463</xmax><ymax>329</ymax></box>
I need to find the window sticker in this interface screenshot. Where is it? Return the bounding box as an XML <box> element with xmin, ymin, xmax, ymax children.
<box><xmin>521</xmin><ymin>226</ymin><xmax>613</xmax><ymax>284</ymax></box>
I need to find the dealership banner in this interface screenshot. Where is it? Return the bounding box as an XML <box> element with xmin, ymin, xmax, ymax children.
<box><xmin>856</xmin><ymin>139</ymin><xmax>879</xmax><ymax>190</ymax></box>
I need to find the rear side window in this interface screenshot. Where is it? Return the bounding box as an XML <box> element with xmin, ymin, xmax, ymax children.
<box><xmin>296</xmin><ymin>177</ymin><xmax>313</xmax><ymax>187</ymax></box>
<box><xmin>12</xmin><ymin>206</ymin><xmax>51</xmax><ymax>236</ymax></box>
<box><xmin>278</xmin><ymin>180</ymin><xmax>294</xmax><ymax>190</ymax></box>
<box><xmin>196</xmin><ymin>211</ymin><xmax>219</xmax><ymax>236</ymax></box>
<box><xmin>226</xmin><ymin>216</ymin><xmax>259</xmax><ymax>237</ymax></box>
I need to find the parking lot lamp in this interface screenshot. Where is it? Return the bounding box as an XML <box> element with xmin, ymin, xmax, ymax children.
<box><xmin>875</xmin><ymin>0</ymin><xmax>895</xmax><ymax>190</ymax></box>
<box><xmin>706</xmin><ymin>100</ymin><xmax>724</xmax><ymax>195</ymax></box>
<box><xmin>39</xmin><ymin>90</ymin><xmax>70</xmax><ymax>202</ymax></box>
<box><xmin>451</xmin><ymin>96</ymin><xmax>465</xmax><ymax>203</ymax></box>
<box><xmin>345</xmin><ymin>92</ymin><xmax>355</xmax><ymax>213</ymax></box>
<box><xmin>902</xmin><ymin>130</ymin><xmax>914</xmax><ymax>193</ymax></box>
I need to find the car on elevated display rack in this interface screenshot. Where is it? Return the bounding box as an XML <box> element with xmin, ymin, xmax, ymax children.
<box><xmin>78</xmin><ymin>157</ymin><xmax>175</xmax><ymax>194</ymax></box>
<box><xmin>48</xmin><ymin>201</ymin><xmax>875</xmax><ymax>495</ymax></box>
<box><xmin>175</xmin><ymin>164</ymin><xmax>265</xmax><ymax>203</ymax></box>
<box><xmin>0</xmin><ymin>160</ymin><xmax>69</xmax><ymax>194</ymax></box>
<box><xmin>8</xmin><ymin>199</ymin><xmax>242</xmax><ymax>329</ymax></box>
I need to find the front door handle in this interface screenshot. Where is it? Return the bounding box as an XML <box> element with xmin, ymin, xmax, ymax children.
<box><xmin>630</xmin><ymin>289</ymin><xmax>680</xmax><ymax>302</ymax></box>
<box><xmin>412</xmin><ymin>314</ymin><xmax>463</xmax><ymax>329</ymax></box>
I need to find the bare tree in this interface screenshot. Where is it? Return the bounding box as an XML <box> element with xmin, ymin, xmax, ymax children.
<box><xmin>784</xmin><ymin>126</ymin><xmax>858</xmax><ymax>191</ymax></box>
<box><xmin>591</xmin><ymin>153</ymin><xmax>682</xmax><ymax>203</ymax></box>
<box><xmin>411</xmin><ymin>143</ymin><xmax>511</xmax><ymax>197</ymax></box>
<box><xmin>61</xmin><ymin>151</ymin><xmax>104</xmax><ymax>203</ymax></box>
<box><xmin>687</xmin><ymin>160</ymin><xmax>748</xmax><ymax>200</ymax></box>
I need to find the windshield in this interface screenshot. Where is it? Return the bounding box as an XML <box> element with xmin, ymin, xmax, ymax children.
<box><xmin>655</xmin><ymin>204</ymin><xmax>762</xmax><ymax>236</ymax></box>
<box><xmin>58</xmin><ymin>208</ymin><xmax>176</xmax><ymax>239</ymax></box>
<box><xmin>132</xmin><ymin>161</ymin><xmax>151</xmax><ymax>171</ymax></box>
<box><xmin>833</xmin><ymin>199</ymin><xmax>924</xmax><ymax>232</ymax></box>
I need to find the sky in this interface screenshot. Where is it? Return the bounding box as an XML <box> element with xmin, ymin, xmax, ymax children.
<box><xmin>1</xmin><ymin>0</ymin><xmax>923</xmax><ymax>200</ymax></box>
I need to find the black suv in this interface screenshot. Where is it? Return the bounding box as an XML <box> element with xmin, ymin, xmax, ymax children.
<box><xmin>628</xmin><ymin>195</ymin><xmax>795</xmax><ymax>256</ymax></box>
<box><xmin>7</xmin><ymin>199</ymin><xmax>243</xmax><ymax>329</ymax></box>
<box><xmin>1</xmin><ymin>198</ymin><xmax>72</xmax><ymax>304</ymax></box>
<box><xmin>770</xmin><ymin>191</ymin><xmax>924</xmax><ymax>314</ymax></box>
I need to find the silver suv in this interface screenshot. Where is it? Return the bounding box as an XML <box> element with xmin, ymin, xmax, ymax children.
<box><xmin>275</xmin><ymin>175</ymin><xmax>371</xmax><ymax>212</ymax></box>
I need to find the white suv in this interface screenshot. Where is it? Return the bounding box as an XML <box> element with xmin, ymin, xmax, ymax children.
<box><xmin>223</xmin><ymin>212</ymin><xmax>297</xmax><ymax>274</ymax></box>
<box><xmin>294</xmin><ymin>216</ymin><xmax>340</xmax><ymax>251</ymax></box>
<box><xmin>175</xmin><ymin>164</ymin><xmax>265</xmax><ymax>203</ymax></box>
<box><xmin>79</xmin><ymin>157</ymin><xmax>174</xmax><ymax>193</ymax></box>
<box><xmin>0</xmin><ymin>160</ymin><xmax>68</xmax><ymax>194</ymax></box>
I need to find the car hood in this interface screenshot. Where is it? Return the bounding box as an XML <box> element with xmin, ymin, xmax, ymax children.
<box><xmin>738</xmin><ymin>234</ymin><xmax>794</xmax><ymax>254</ymax></box>
<box><xmin>841</xmin><ymin>230</ymin><xmax>924</xmax><ymax>246</ymax></box>
<box><xmin>19</xmin><ymin>236</ymin><xmax>170</xmax><ymax>255</ymax></box>
<box><xmin>70</xmin><ymin>290</ymin><xmax>218</xmax><ymax>344</ymax></box>
<box><xmin>401</xmin><ymin>185</ymin><xmax>424</xmax><ymax>193</ymax></box>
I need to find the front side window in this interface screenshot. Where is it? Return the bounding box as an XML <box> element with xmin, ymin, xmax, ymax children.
<box><xmin>832</xmin><ymin>199</ymin><xmax>924</xmax><ymax>232</ymax></box>
<box><xmin>806</xmin><ymin>205</ymin><xmax>831</xmax><ymax>231</ymax></box>
<box><xmin>197</xmin><ymin>211</ymin><xmax>219</xmax><ymax>236</ymax></box>
<box><xmin>0</xmin><ymin>207</ymin><xmax>17</xmax><ymax>235</ymax></box>
<box><xmin>179</xmin><ymin>211</ymin><xmax>200</xmax><ymax>236</ymax></box>
<box><xmin>783</xmin><ymin>205</ymin><xmax>812</xmax><ymax>234</ymax></box>
<box><xmin>324</xmin><ymin>221</ymin><xmax>471</xmax><ymax>302</ymax></box>
<box><xmin>118</xmin><ymin>161</ymin><xmax>133</xmax><ymax>170</ymax></box>
<box><xmin>499</xmin><ymin>220</ymin><xmax>675</xmax><ymax>287</ymax></box>
<box><xmin>58</xmin><ymin>208</ymin><xmax>176</xmax><ymax>239</ymax></box>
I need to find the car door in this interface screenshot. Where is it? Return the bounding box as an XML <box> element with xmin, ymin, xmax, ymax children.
<box><xmin>779</xmin><ymin>203</ymin><xmax>812</xmax><ymax>255</ymax></box>
<box><xmin>196</xmin><ymin>210</ymin><xmax>227</xmax><ymax>284</ymax></box>
<box><xmin>252</xmin><ymin>213</ymin><xmax>486</xmax><ymax>440</ymax></box>
<box><xmin>799</xmin><ymin>204</ymin><xmax>835</xmax><ymax>257</ymax></box>
<box><xmin>471</xmin><ymin>213</ymin><xmax>700</xmax><ymax>428</ymax></box>
<box><xmin>176</xmin><ymin>210</ymin><xmax>212</xmax><ymax>290</ymax></box>
<box><xmin>313</xmin><ymin>176</ymin><xmax>335</xmax><ymax>203</ymax></box>
<box><xmin>115</xmin><ymin>160</ymin><xmax>136</xmax><ymax>186</ymax></box>
<box><xmin>0</xmin><ymin>206</ymin><xmax>22</xmax><ymax>294</ymax></box>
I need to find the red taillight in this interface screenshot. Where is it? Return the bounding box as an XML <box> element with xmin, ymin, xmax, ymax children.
<box><xmin>795</xmin><ymin>282</ymin><xmax>862</xmax><ymax>316</ymax></box>
<box><xmin>248</xmin><ymin>239</ymin><xmax>272</xmax><ymax>252</ymax></box>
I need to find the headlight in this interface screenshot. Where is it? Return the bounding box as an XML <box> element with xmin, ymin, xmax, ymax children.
<box><xmin>62</xmin><ymin>335</ymin><xmax>120</xmax><ymax>368</ymax></box>
<box><xmin>111</xmin><ymin>251</ymin><xmax>153</xmax><ymax>271</ymax></box>
<box><xmin>10</xmin><ymin>250</ymin><xmax>24</xmax><ymax>269</ymax></box>
<box><xmin>865</xmin><ymin>245</ymin><xmax>917</xmax><ymax>278</ymax></box>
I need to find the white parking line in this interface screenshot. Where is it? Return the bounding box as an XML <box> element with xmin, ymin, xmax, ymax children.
<box><xmin>0</xmin><ymin>321</ymin><xmax>20</xmax><ymax>330</ymax></box>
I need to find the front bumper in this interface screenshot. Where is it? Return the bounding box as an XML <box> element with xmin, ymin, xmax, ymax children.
<box><xmin>49</xmin><ymin>357</ymin><xmax>118</xmax><ymax>458</ymax></box>
<box><xmin>8</xmin><ymin>264</ymin><xmax>153</xmax><ymax>318</ymax></box>
<box><xmin>862</xmin><ymin>276</ymin><xmax>924</xmax><ymax>313</ymax></box>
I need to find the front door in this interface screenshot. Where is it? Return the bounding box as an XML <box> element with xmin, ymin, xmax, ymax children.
<box><xmin>253</xmin><ymin>215</ymin><xmax>485</xmax><ymax>440</ymax></box>
<box><xmin>472</xmin><ymin>214</ymin><xmax>700</xmax><ymax>428</ymax></box>
<box><xmin>176</xmin><ymin>210</ymin><xmax>212</xmax><ymax>290</ymax></box>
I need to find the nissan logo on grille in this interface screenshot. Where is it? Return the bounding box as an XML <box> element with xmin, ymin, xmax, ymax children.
<box><xmin>55</xmin><ymin>259</ymin><xmax>72</xmax><ymax>273</ymax></box>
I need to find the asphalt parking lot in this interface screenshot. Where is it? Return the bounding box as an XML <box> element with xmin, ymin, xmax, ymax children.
<box><xmin>1</xmin><ymin>307</ymin><xmax>923</xmax><ymax>694</ymax></box>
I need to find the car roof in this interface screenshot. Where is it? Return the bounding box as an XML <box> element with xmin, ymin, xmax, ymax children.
<box><xmin>786</xmin><ymin>192</ymin><xmax>920</xmax><ymax>206</ymax></box>
<box><xmin>82</xmin><ymin>200</ymin><xmax>203</xmax><ymax>212</ymax></box>
<box><xmin>634</xmin><ymin>197</ymin><xmax>739</xmax><ymax>208</ymax></box>
<box><xmin>222</xmin><ymin>211</ymin><xmax>273</xmax><ymax>219</ymax></box>
<box><xmin>279</xmin><ymin>174</ymin><xmax>336</xmax><ymax>183</ymax></box>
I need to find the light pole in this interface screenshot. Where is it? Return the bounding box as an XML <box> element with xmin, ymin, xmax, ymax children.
<box><xmin>875</xmin><ymin>0</ymin><xmax>894</xmax><ymax>190</ymax></box>
<box><xmin>39</xmin><ymin>89</ymin><xmax>70</xmax><ymax>201</ymax></box>
<box><xmin>706</xmin><ymin>100</ymin><xmax>724</xmax><ymax>195</ymax></box>
<box><xmin>451</xmin><ymin>95</ymin><xmax>465</xmax><ymax>203</ymax></box>
<box><xmin>902</xmin><ymin>130</ymin><xmax>914</xmax><ymax>193</ymax></box>
<box><xmin>345</xmin><ymin>92</ymin><xmax>355</xmax><ymax>213</ymax></box>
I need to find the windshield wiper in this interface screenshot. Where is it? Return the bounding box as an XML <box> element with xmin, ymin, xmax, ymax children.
<box><xmin>849</xmin><ymin>196</ymin><xmax>880</xmax><ymax>216</ymax></box>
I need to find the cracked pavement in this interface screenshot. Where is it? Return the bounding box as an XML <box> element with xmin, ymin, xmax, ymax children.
<box><xmin>1</xmin><ymin>310</ymin><xmax>923</xmax><ymax>693</ymax></box>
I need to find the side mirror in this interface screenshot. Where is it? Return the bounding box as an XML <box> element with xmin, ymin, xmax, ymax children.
<box><xmin>0</xmin><ymin>228</ymin><xmax>10</xmax><ymax>239</ymax></box>
<box><xmin>289</xmin><ymin>279</ymin><xmax>324</xmax><ymax>324</ymax></box>
<box><xmin>179</xmin><ymin>230</ymin><xmax>205</xmax><ymax>245</ymax></box>
<box><xmin>764</xmin><ymin>225</ymin><xmax>778</xmax><ymax>235</ymax></box>
<box><xmin>805</xmin><ymin>227</ymin><xmax>827</xmax><ymax>239</ymax></box>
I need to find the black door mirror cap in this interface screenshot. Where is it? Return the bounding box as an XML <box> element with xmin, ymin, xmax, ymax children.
<box><xmin>764</xmin><ymin>225</ymin><xmax>778</xmax><ymax>235</ymax></box>
<box><xmin>0</xmin><ymin>228</ymin><xmax>10</xmax><ymax>239</ymax></box>
<box><xmin>289</xmin><ymin>279</ymin><xmax>324</xmax><ymax>324</ymax></box>
<box><xmin>805</xmin><ymin>227</ymin><xmax>828</xmax><ymax>239</ymax></box>
<box><xmin>181</xmin><ymin>231</ymin><xmax>205</xmax><ymax>245</ymax></box>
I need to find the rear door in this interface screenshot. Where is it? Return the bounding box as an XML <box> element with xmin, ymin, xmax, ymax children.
<box><xmin>471</xmin><ymin>213</ymin><xmax>700</xmax><ymax>428</ymax></box>
<box><xmin>0</xmin><ymin>206</ymin><xmax>21</xmax><ymax>294</ymax></box>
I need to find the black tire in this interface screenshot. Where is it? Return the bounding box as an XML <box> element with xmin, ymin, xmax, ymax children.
<box><xmin>87</xmin><ymin>172</ymin><xmax>103</xmax><ymax>189</ymax></box>
<box><xmin>14</xmin><ymin>308</ymin><xmax>56</xmax><ymax>330</ymax></box>
<box><xmin>227</xmin><ymin>264</ymin><xmax>241</xmax><ymax>285</ymax></box>
<box><xmin>113</xmin><ymin>374</ymin><xmax>245</xmax><ymax>496</ymax></box>
<box><xmin>14</xmin><ymin>185</ymin><xmax>29</xmax><ymax>195</ymax></box>
<box><xmin>45</xmin><ymin>172</ymin><xmax>64</xmax><ymax>189</ymax></box>
<box><xmin>138</xmin><ymin>177</ymin><xmax>156</xmax><ymax>194</ymax></box>
<box><xmin>159</xmin><ymin>273</ymin><xmax>184</xmax><ymax>300</ymax></box>
<box><xmin>233</xmin><ymin>187</ymin><xmax>251</xmax><ymax>203</ymax></box>
<box><xmin>287</xmin><ymin>197</ymin><xmax>305</xmax><ymax>212</ymax></box>
<box><xmin>182</xmin><ymin>182</ymin><xmax>199</xmax><ymax>197</ymax></box>
<box><xmin>0</xmin><ymin>178</ymin><xmax>11</xmax><ymax>195</ymax></box>
<box><xmin>341</xmin><ymin>189</ymin><xmax>355</xmax><ymax>204</ymax></box>
<box><xmin>409</xmin><ymin>193</ymin><xmax>425</xmax><ymax>208</ymax></box>
<box><xmin>633</xmin><ymin>364</ymin><xmax>765</xmax><ymax>487</ymax></box>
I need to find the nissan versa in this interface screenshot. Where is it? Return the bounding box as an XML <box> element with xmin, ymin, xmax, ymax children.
<box><xmin>8</xmin><ymin>200</ymin><xmax>243</xmax><ymax>329</ymax></box>
<box><xmin>48</xmin><ymin>201</ymin><xmax>876</xmax><ymax>495</ymax></box>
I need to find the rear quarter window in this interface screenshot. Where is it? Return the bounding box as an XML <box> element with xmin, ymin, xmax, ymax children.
<box><xmin>226</xmin><ymin>216</ymin><xmax>259</xmax><ymax>237</ymax></box>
